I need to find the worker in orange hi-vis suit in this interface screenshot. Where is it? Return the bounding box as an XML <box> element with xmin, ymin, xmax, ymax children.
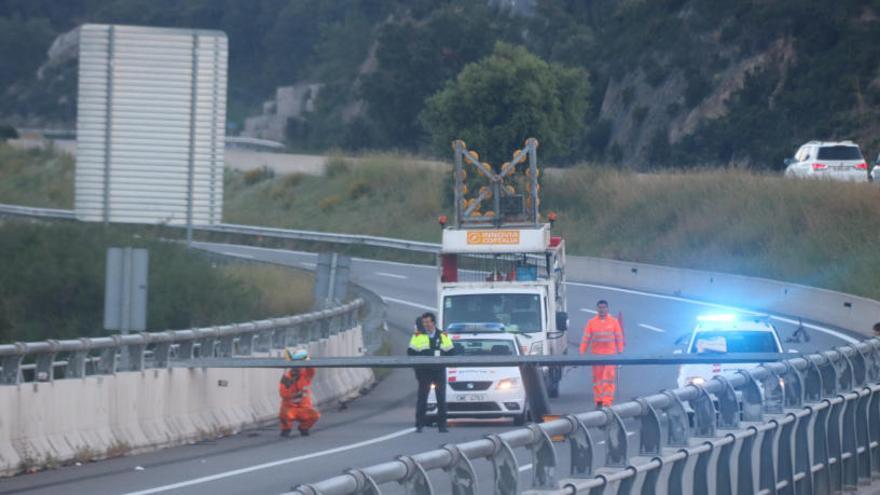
<box><xmin>579</xmin><ymin>300</ymin><xmax>624</xmax><ymax>409</ymax></box>
<box><xmin>279</xmin><ymin>347</ymin><xmax>320</xmax><ymax>437</ymax></box>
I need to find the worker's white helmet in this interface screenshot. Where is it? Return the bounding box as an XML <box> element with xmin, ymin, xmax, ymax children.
<box><xmin>284</xmin><ymin>347</ymin><xmax>309</xmax><ymax>361</ymax></box>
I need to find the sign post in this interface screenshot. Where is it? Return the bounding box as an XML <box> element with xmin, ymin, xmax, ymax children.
<box><xmin>104</xmin><ymin>247</ymin><xmax>148</xmax><ymax>369</ymax></box>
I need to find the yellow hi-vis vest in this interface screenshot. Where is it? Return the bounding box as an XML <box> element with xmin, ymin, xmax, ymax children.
<box><xmin>409</xmin><ymin>332</ymin><xmax>454</xmax><ymax>352</ymax></box>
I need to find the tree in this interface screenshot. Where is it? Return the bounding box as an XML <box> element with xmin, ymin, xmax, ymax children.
<box><xmin>360</xmin><ymin>2</ymin><xmax>506</xmax><ymax>149</ymax></box>
<box><xmin>420</xmin><ymin>42</ymin><xmax>590</xmax><ymax>164</ymax></box>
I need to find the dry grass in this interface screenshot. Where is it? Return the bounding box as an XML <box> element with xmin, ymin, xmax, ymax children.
<box><xmin>221</xmin><ymin>264</ymin><xmax>314</xmax><ymax>317</ymax></box>
<box><xmin>543</xmin><ymin>167</ymin><xmax>880</xmax><ymax>297</ymax></box>
<box><xmin>2</xmin><ymin>142</ymin><xmax>878</xmax><ymax>299</ymax></box>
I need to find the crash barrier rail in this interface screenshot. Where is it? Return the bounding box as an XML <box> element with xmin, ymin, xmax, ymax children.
<box><xmin>0</xmin><ymin>204</ymin><xmax>441</xmax><ymax>254</ymax></box>
<box><xmin>0</xmin><ymin>300</ymin><xmax>362</xmax><ymax>385</ymax></box>
<box><xmin>292</xmin><ymin>338</ymin><xmax>880</xmax><ymax>495</ymax></box>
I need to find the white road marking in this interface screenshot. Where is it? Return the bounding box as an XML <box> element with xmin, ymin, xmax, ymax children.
<box><xmin>638</xmin><ymin>323</ymin><xmax>665</xmax><ymax>333</ymax></box>
<box><xmin>221</xmin><ymin>251</ymin><xmax>254</xmax><ymax>259</ymax></box>
<box><xmin>376</xmin><ymin>272</ymin><xmax>408</xmax><ymax>280</ymax></box>
<box><xmin>382</xmin><ymin>296</ymin><xmax>436</xmax><ymax>311</ymax></box>
<box><xmin>580</xmin><ymin>308</ymin><xmax>598</xmax><ymax>314</ymax></box>
<box><xmin>519</xmin><ymin>463</ymin><xmax>533</xmax><ymax>472</ymax></box>
<box><xmin>119</xmin><ymin>428</ymin><xmax>415</xmax><ymax>495</ymax></box>
<box><xmin>568</xmin><ymin>282</ymin><xmax>858</xmax><ymax>344</ymax></box>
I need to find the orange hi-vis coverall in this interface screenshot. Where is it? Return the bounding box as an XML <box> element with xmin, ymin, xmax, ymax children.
<box><xmin>580</xmin><ymin>315</ymin><xmax>624</xmax><ymax>406</ymax></box>
<box><xmin>279</xmin><ymin>367</ymin><xmax>320</xmax><ymax>432</ymax></box>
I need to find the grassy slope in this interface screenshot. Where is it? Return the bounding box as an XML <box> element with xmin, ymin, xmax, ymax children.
<box><xmin>2</xmin><ymin>144</ymin><xmax>878</xmax><ymax>299</ymax></box>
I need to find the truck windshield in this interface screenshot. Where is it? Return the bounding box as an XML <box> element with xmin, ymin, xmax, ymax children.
<box><xmin>689</xmin><ymin>331</ymin><xmax>780</xmax><ymax>354</ymax></box>
<box><xmin>444</xmin><ymin>294</ymin><xmax>542</xmax><ymax>333</ymax></box>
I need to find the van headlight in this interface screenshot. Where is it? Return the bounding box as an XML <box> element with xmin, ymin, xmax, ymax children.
<box><xmin>529</xmin><ymin>342</ymin><xmax>543</xmax><ymax>355</ymax></box>
<box><xmin>496</xmin><ymin>378</ymin><xmax>519</xmax><ymax>391</ymax></box>
<box><xmin>687</xmin><ymin>376</ymin><xmax>706</xmax><ymax>386</ymax></box>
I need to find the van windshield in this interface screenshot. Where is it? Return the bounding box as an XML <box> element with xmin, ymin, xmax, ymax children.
<box><xmin>444</xmin><ymin>293</ymin><xmax>542</xmax><ymax>333</ymax></box>
<box><xmin>690</xmin><ymin>331</ymin><xmax>780</xmax><ymax>354</ymax></box>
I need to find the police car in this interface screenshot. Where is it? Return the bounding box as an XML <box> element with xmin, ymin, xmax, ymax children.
<box><xmin>426</xmin><ymin>330</ymin><xmax>529</xmax><ymax>426</ymax></box>
<box><xmin>676</xmin><ymin>314</ymin><xmax>786</xmax><ymax>391</ymax></box>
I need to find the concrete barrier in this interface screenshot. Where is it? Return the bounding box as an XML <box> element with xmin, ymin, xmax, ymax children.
<box><xmin>567</xmin><ymin>256</ymin><xmax>880</xmax><ymax>337</ymax></box>
<box><xmin>0</xmin><ymin>325</ymin><xmax>373</xmax><ymax>476</ymax></box>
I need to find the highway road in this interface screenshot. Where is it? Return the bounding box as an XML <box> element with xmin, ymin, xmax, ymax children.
<box><xmin>0</xmin><ymin>243</ymin><xmax>862</xmax><ymax>495</ymax></box>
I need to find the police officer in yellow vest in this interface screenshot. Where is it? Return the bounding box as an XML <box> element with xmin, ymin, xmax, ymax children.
<box><xmin>408</xmin><ymin>312</ymin><xmax>455</xmax><ymax>432</ymax></box>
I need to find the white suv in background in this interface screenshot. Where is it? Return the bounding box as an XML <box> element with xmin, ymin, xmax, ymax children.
<box><xmin>784</xmin><ymin>141</ymin><xmax>869</xmax><ymax>182</ymax></box>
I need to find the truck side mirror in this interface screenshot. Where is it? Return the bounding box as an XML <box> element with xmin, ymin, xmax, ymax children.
<box><xmin>674</xmin><ymin>333</ymin><xmax>689</xmax><ymax>346</ymax></box>
<box><xmin>783</xmin><ymin>157</ymin><xmax>794</xmax><ymax>167</ymax></box>
<box><xmin>556</xmin><ymin>311</ymin><xmax>568</xmax><ymax>332</ymax></box>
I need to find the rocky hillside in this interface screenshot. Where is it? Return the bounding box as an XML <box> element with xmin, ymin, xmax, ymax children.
<box><xmin>2</xmin><ymin>0</ymin><xmax>879</xmax><ymax>168</ymax></box>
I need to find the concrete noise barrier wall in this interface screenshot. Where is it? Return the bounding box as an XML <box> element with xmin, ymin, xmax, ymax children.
<box><xmin>0</xmin><ymin>326</ymin><xmax>373</xmax><ymax>476</ymax></box>
<box><xmin>567</xmin><ymin>255</ymin><xmax>880</xmax><ymax>337</ymax></box>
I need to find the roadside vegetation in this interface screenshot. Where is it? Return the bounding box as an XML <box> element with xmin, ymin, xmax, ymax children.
<box><xmin>0</xmin><ymin>219</ymin><xmax>313</xmax><ymax>343</ymax></box>
<box><xmin>1</xmin><ymin>143</ymin><xmax>879</xmax><ymax>301</ymax></box>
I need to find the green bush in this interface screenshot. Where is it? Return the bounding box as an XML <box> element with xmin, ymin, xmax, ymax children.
<box><xmin>0</xmin><ymin>221</ymin><xmax>307</xmax><ymax>343</ymax></box>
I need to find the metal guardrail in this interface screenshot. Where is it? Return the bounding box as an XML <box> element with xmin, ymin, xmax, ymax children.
<box><xmin>0</xmin><ymin>300</ymin><xmax>362</xmax><ymax>385</ymax></box>
<box><xmin>291</xmin><ymin>338</ymin><xmax>880</xmax><ymax>495</ymax></box>
<box><xmin>0</xmin><ymin>203</ymin><xmax>77</xmax><ymax>220</ymax></box>
<box><xmin>0</xmin><ymin>204</ymin><xmax>441</xmax><ymax>253</ymax></box>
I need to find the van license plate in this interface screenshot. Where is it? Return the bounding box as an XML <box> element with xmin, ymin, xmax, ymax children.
<box><xmin>455</xmin><ymin>394</ymin><xmax>486</xmax><ymax>402</ymax></box>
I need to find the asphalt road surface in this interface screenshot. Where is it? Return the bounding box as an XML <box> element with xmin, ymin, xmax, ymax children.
<box><xmin>1</xmin><ymin>243</ymin><xmax>861</xmax><ymax>495</ymax></box>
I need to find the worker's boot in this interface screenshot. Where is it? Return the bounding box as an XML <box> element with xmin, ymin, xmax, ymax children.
<box><xmin>280</xmin><ymin>429</ymin><xmax>291</xmax><ymax>437</ymax></box>
<box><xmin>595</xmin><ymin>403</ymin><xmax>603</xmax><ymax>410</ymax></box>
<box><xmin>298</xmin><ymin>427</ymin><xmax>310</xmax><ymax>437</ymax></box>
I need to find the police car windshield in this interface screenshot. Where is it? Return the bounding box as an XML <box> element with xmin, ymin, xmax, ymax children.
<box><xmin>690</xmin><ymin>331</ymin><xmax>780</xmax><ymax>354</ymax></box>
<box><xmin>453</xmin><ymin>339</ymin><xmax>518</xmax><ymax>356</ymax></box>
<box><xmin>444</xmin><ymin>294</ymin><xmax>542</xmax><ymax>333</ymax></box>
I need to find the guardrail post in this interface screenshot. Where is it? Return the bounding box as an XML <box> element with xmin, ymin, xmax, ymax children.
<box><xmin>238</xmin><ymin>333</ymin><xmax>255</xmax><ymax>355</ymax></box>
<box><xmin>712</xmin><ymin>376</ymin><xmax>740</xmax><ymax>429</ymax></box>
<box><xmin>636</xmin><ymin>398</ymin><xmax>661</xmax><ymax>456</ymax></box>
<box><xmin>154</xmin><ymin>341</ymin><xmax>171</xmax><ymax>368</ymax></box>
<box><xmin>219</xmin><ymin>333</ymin><xmax>235</xmax><ymax>358</ymax></box>
<box><xmin>342</xmin><ymin>468</ymin><xmax>383</xmax><ymax>494</ymax></box>
<box><xmin>689</xmin><ymin>384</ymin><xmax>716</xmax><ymax>438</ymax></box>
<box><xmin>34</xmin><ymin>340</ymin><xmax>59</xmax><ymax>382</ymax></box>
<box><xmin>442</xmin><ymin>444</ymin><xmax>478</xmax><ymax>495</ymax></box>
<box><xmin>0</xmin><ymin>343</ymin><xmax>25</xmax><ymax>385</ymax></box>
<box><xmin>486</xmin><ymin>434</ymin><xmax>519</xmax><ymax>494</ymax></box>
<box><xmin>833</xmin><ymin>349</ymin><xmax>861</xmax><ymax>490</ymax></box>
<box><xmin>98</xmin><ymin>337</ymin><xmax>120</xmax><ymax>374</ymax></box>
<box><xmin>273</xmin><ymin>325</ymin><xmax>289</xmax><ymax>350</ymax></box>
<box><xmin>320</xmin><ymin>314</ymin><xmax>331</xmax><ymax>339</ymax></box>
<box><xmin>661</xmin><ymin>390</ymin><xmax>690</xmax><ymax>447</ymax></box>
<box><xmin>255</xmin><ymin>328</ymin><xmax>273</xmax><ymax>352</ymax></box>
<box><xmin>177</xmin><ymin>337</ymin><xmax>195</xmax><ymax>361</ymax></box>
<box><xmin>67</xmin><ymin>339</ymin><xmax>90</xmax><ymax>378</ymax></box>
<box><xmin>528</xmin><ymin>424</ymin><xmax>558</xmax><ymax>489</ymax></box>
<box><xmin>603</xmin><ymin>408</ymin><xmax>629</xmax><ymax>469</ymax></box>
<box><xmin>395</xmin><ymin>455</ymin><xmax>434</xmax><ymax>494</ymax></box>
<box><xmin>759</xmin><ymin>364</ymin><xmax>785</xmax><ymax>415</ymax></box>
<box><xmin>198</xmin><ymin>331</ymin><xmax>217</xmax><ymax>358</ymax></box>
<box><xmin>564</xmin><ymin>415</ymin><xmax>595</xmax><ymax>479</ymax></box>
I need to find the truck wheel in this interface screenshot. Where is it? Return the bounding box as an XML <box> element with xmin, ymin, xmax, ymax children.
<box><xmin>547</xmin><ymin>367</ymin><xmax>561</xmax><ymax>398</ymax></box>
<box><xmin>548</xmin><ymin>378</ymin><xmax>560</xmax><ymax>398</ymax></box>
<box><xmin>513</xmin><ymin>406</ymin><xmax>529</xmax><ymax>426</ymax></box>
